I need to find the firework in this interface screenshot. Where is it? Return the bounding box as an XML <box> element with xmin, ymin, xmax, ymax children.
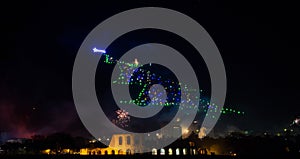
<box><xmin>291</xmin><ymin>116</ymin><xmax>300</xmax><ymax>126</ymax></box>
<box><xmin>112</xmin><ymin>109</ymin><xmax>130</xmax><ymax>127</ymax></box>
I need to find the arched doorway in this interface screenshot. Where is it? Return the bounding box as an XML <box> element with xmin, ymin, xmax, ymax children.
<box><xmin>183</xmin><ymin>148</ymin><xmax>187</xmax><ymax>155</ymax></box>
<box><xmin>168</xmin><ymin>148</ymin><xmax>173</xmax><ymax>155</ymax></box>
<box><xmin>160</xmin><ymin>148</ymin><xmax>165</xmax><ymax>155</ymax></box>
<box><xmin>152</xmin><ymin>148</ymin><xmax>157</xmax><ymax>155</ymax></box>
<box><xmin>176</xmin><ymin>148</ymin><xmax>180</xmax><ymax>155</ymax></box>
<box><xmin>126</xmin><ymin>149</ymin><xmax>131</xmax><ymax>155</ymax></box>
<box><xmin>118</xmin><ymin>149</ymin><xmax>123</xmax><ymax>155</ymax></box>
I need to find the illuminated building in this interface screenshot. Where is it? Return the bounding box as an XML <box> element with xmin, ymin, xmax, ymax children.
<box><xmin>80</xmin><ymin>134</ymin><xmax>143</xmax><ymax>155</ymax></box>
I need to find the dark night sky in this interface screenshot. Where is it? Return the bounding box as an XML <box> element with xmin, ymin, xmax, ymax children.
<box><xmin>0</xmin><ymin>0</ymin><xmax>299</xmax><ymax>138</ymax></box>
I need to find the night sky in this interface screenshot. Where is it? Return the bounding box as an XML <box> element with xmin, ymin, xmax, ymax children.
<box><xmin>1</xmin><ymin>0</ymin><xmax>299</xmax><ymax>138</ymax></box>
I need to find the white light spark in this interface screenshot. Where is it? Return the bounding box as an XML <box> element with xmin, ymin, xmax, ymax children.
<box><xmin>93</xmin><ymin>47</ymin><xmax>106</xmax><ymax>53</ymax></box>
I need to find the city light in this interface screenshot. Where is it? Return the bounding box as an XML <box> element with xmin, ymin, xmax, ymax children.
<box><xmin>184</xmin><ymin>129</ymin><xmax>189</xmax><ymax>134</ymax></box>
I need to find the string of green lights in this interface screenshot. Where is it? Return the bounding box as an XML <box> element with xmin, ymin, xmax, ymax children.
<box><xmin>102</xmin><ymin>53</ymin><xmax>245</xmax><ymax>117</ymax></box>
